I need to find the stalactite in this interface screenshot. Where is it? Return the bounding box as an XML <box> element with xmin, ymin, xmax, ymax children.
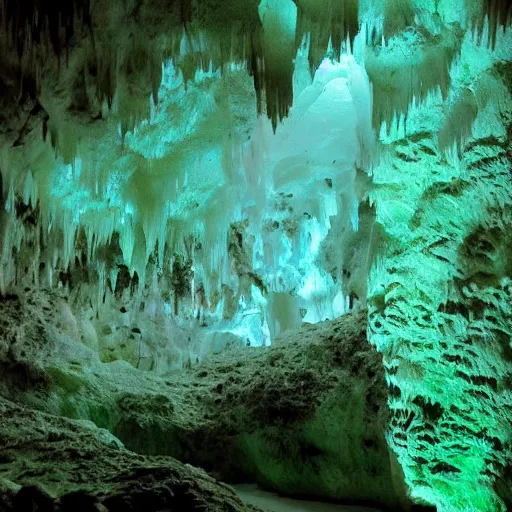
<box><xmin>94</xmin><ymin>44</ymin><xmax>118</xmax><ymax>110</ymax></box>
<box><xmin>476</xmin><ymin>0</ymin><xmax>512</xmax><ymax>49</ymax></box>
<box><xmin>366</xmin><ymin>28</ymin><xmax>460</xmax><ymax>134</ymax></box>
<box><xmin>259</xmin><ymin>0</ymin><xmax>297</xmax><ymax>132</ymax></box>
<box><xmin>150</xmin><ymin>54</ymin><xmax>163</xmax><ymax>105</ymax></box>
<box><xmin>247</xmin><ymin>33</ymin><xmax>265</xmax><ymax>119</ymax></box>
<box><xmin>294</xmin><ymin>0</ymin><xmax>359</xmax><ymax>72</ymax></box>
<box><xmin>382</xmin><ymin>0</ymin><xmax>415</xmax><ymax>40</ymax></box>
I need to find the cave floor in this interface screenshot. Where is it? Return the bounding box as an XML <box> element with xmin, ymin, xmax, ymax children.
<box><xmin>234</xmin><ymin>485</ymin><xmax>383</xmax><ymax>512</ymax></box>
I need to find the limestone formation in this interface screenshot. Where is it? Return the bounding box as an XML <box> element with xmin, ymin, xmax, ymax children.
<box><xmin>0</xmin><ymin>290</ymin><xmax>410</xmax><ymax>509</ymax></box>
<box><xmin>0</xmin><ymin>1</ymin><xmax>511</xmax><ymax>511</ymax></box>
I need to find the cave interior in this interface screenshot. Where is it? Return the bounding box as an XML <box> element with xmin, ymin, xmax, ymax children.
<box><xmin>0</xmin><ymin>1</ymin><xmax>511</xmax><ymax>512</ymax></box>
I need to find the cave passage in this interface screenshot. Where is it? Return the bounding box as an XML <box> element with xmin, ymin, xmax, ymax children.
<box><xmin>0</xmin><ymin>1</ymin><xmax>511</xmax><ymax>512</ymax></box>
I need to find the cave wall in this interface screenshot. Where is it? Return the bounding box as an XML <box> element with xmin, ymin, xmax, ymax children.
<box><xmin>367</xmin><ymin>34</ymin><xmax>512</xmax><ymax>511</ymax></box>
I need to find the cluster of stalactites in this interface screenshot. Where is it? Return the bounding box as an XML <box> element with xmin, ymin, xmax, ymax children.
<box><xmin>183</xmin><ymin>0</ymin><xmax>359</xmax><ymax>130</ymax></box>
<box><xmin>477</xmin><ymin>0</ymin><xmax>512</xmax><ymax>48</ymax></box>
<box><xmin>244</xmin><ymin>0</ymin><xmax>511</xmax><ymax>137</ymax></box>
<box><xmin>0</xmin><ymin>159</ymin><xmax>241</xmax><ymax>316</ymax></box>
<box><xmin>2</xmin><ymin>0</ymin><xmax>511</xmax><ymax>136</ymax></box>
<box><xmin>295</xmin><ymin>0</ymin><xmax>359</xmax><ymax>71</ymax></box>
<box><xmin>366</xmin><ymin>29</ymin><xmax>460</xmax><ymax>135</ymax></box>
<box><xmin>0</xmin><ymin>0</ymin><xmax>91</xmax><ymax>60</ymax></box>
<box><xmin>0</xmin><ymin>188</ymin><xmax>181</xmax><ymax>315</ymax></box>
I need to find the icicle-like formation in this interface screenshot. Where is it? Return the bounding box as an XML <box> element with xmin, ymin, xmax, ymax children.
<box><xmin>366</xmin><ymin>28</ymin><xmax>459</xmax><ymax>133</ymax></box>
<box><xmin>258</xmin><ymin>0</ymin><xmax>297</xmax><ymax>131</ymax></box>
<box><xmin>294</xmin><ymin>0</ymin><xmax>359</xmax><ymax>71</ymax></box>
<box><xmin>474</xmin><ymin>0</ymin><xmax>512</xmax><ymax>49</ymax></box>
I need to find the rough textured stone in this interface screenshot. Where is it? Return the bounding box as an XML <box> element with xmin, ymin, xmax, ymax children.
<box><xmin>0</xmin><ymin>396</ymin><xmax>260</xmax><ymax>512</ymax></box>
<box><xmin>0</xmin><ymin>290</ymin><xmax>409</xmax><ymax>510</ymax></box>
<box><xmin>367</xmin><ymin>67</ymin><xmax>512</xmax><ymax>512</ymax></box>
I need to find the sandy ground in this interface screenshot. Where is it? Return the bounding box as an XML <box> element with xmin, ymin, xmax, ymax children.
<box><xmin>234</xmin><ymin>485</ymin><xmax>383</xmax><ymax>512</ymax></box>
